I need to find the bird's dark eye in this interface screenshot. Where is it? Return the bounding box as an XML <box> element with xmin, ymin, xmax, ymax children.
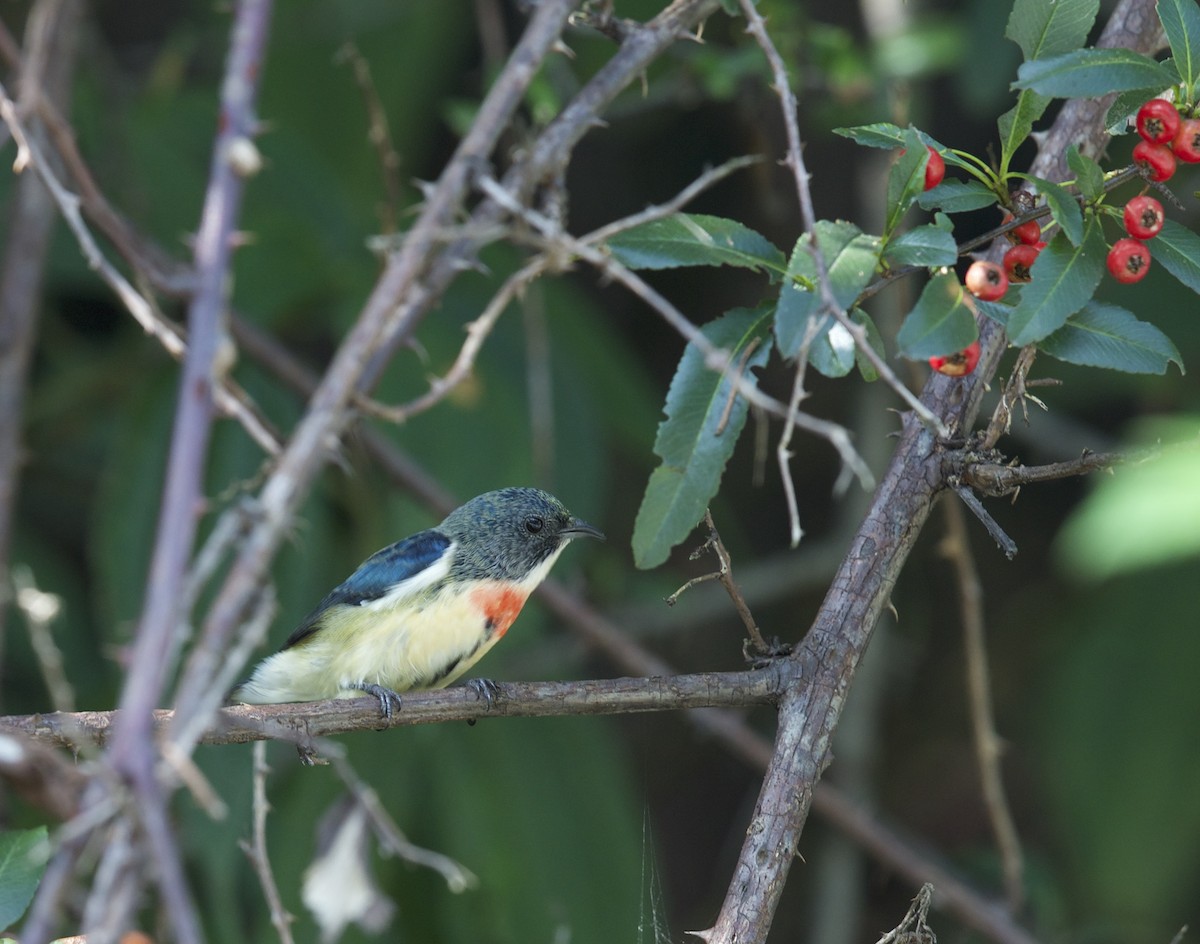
<box><xmin>524</xmin><ymin>516</ymin><xmax>544</xmax><ymax>534</ymax></box>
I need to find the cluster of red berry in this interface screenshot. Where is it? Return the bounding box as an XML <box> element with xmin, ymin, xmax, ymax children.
<box><xmin>1103</xmin><ymin>95</ymin><xmax>1190</xmax><ymax>285</ymax></box>
<box><xmin>926</xmin><ymin>96</ymin><xmax>1189</xmax><ymax>378</ymax></box>
<box><xmin>1131</xmin><ymin>97</ymin><xmax>1200</xmax><ymax>181</ymax></box>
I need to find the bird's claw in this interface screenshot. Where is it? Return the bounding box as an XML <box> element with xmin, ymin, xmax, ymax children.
<box><xmin>355</xmin><ymin>682</ymin><xmax>403</xmax><ymax>720</ymax></box>
<box><xmin>466</xmin><ymin>677</ymin><xmax>500</xmax><ymax>710</ymax></box>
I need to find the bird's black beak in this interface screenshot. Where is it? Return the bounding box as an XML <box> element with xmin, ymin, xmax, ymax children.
<box><xmin>563</xmin><ymin>517</ymin><xmax>605</xmax><ymax>541</ymax></box>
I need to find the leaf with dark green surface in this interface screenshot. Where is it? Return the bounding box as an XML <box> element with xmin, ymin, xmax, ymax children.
<box><xmin>1159</xmin><ymin>0</ymin><xmax>1200</xmax><ymax>91</ymax></box>
<box><xmin>1152</xmin><ymin>217</ymin><xmax>1200</xmax><ymax>294</ymax></box>
<box><xmin>999</xmin><ymin>0</ymin><xmax>1099</xmax><ymax>165</ymax></box>
<box><xmin>1005</xmin><ymin>0</ymin><xmax>1098</xmax><ymax>61</ymax></box>
<box><xmin>1014</xmin><ymin>48</ymin><xmax>1175</xmax><ymax>98</ymax></box>
<box><xmin>998</xmin><ymin>91</ymin><xmax>1051</xmax><ymax>169</ymax></box>
<box><xmin>882</xmin><ymin>223</ymin><xmax>958</xmax><ymax>267</ymax></box>
<box><xmin>896</xmin><ymin>272</ymin><xmax>979</xmax><ymax>359</ymax></box>
<box><xmin>833</xmin><ymin>121</ymin><xmax>911</xmax><ymax>149</ymax></box>
<box><xmin>0</xmin><ymin>827</ymin><xmax>47</xmax><ymax>929</ymax></box>
<box><xmin>1027</xmin><ymin>175</ymin><xmax>1084</xmax><ymax>245</ymax></box>
<box><xmin>917</xmin><ymin>179</ymin><xmax>998</xmax><ymax>213</ymax></box>
<box><xmin>775</xmin><ymin>220</ymin><xmax>881</xmax><ymax>360</ymax></box>
<box><xmin>605</xmin><ymin>213</ymin><xmax>785</xmax><ymax>277</ymax></box>
<box><xmin>833</xmin><ymin>123</ymin><xmax>977</xmax><ymax>174</ymax></box>
<box><xmin>633</xmin><ymin>307</ymin><xmax>773</xmax><ymax>569</ymax></box>
<box><xmin>1008</xmin><ymin>220</ymin><xmax>1106</xmax><ymax>346</ymax></box>
<box><xmin>1040</xmin><ymin>301</ymin><xmax>1183</xmax><ymax>374</ymax></box>
<box><xmin>1066</xmin><ymin>146</ymin><xmax>1106</xmax><ymax>202</ymax></box>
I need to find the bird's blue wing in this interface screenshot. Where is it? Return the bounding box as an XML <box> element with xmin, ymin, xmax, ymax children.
<box><xmin>282</xmin><ymin>529</ymin><xmax>452</xmax><ymax>649</ymax></box>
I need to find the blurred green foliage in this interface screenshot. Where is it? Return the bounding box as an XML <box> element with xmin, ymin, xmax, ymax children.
<box><xmin>1</xmin><ymin>1</ymin><xmax>1198</xmax><ymax>942</ymax></box>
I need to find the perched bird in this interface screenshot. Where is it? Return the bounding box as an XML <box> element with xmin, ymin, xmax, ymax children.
<box><xmin>232</xmin><ymin>487</ymin><xmax>603</xmax><ymax>716</ymax></box>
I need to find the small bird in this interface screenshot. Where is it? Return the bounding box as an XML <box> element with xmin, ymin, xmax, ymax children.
<box><xmin>232</xmin><ymin>487</ymin><xmax>603</xmax><ymax>716</ymax></box>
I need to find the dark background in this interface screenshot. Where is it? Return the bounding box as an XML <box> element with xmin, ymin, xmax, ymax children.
<box><xmin>2</xmin><ymin>0</ymin><xmax>1198</xmax><ymax>941</ymax></box>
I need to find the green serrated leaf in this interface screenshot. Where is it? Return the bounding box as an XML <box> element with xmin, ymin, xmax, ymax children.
<box><xmin>833</xmin><ymin>124</ymin><xmax>977</xmax><ymax>174</ymax></box>
<box><xmin>1067</xmin><ymin>145</ymin><xmax>1106</xmax><ymax>201</ymax></box>
<box><xmin>1008</xmin><ymin>220</ymin><xmax>1107</xmax><ymax>346</ymax></box>
<box><xmin>0</xmin><ymin>827</ymin><xmax>48</xmax><ymax>930</ymax></box>
<box><xmin>882</xmin><ymin>224</ymin><xmax>958</xmax><ymax>267</ymax></box>
<box><xmin>1158</xmin><ymin>0</ymin><xmax>1200</xmax><ymax>91</ymax></box>
<box><xmin>1013</xmin><ymin>48</ymin><xmax>1176</xmax><ymax>98</ymax></box>
<box><xmin>605</xmin><ymin>213</ymin><xmax>786</xmax><ymax>276</ymax></box>
<box><xmin>998</xmin><ymin>90</ymin><xmax>1052</xmax><ymax>168</ymax></box>
<box><xmin>1040</xmin><ymin>300</ymin><xmax>1184</xmax><ymax>373</ymax></box>
<box><xmin>632</xmin><ymin>307</ymin><xmax>773</xmax><ymax>569</ymax></box>
<box><xmin>896</xmin><ymin>272</ymin><xmax>979</xmax><ymax>359</ymax></box>
<box><xmin>1027</xmin><ymin>175</ymin><xmax>1084</xmax><ymax>245</ymax></box>
<box><xmin>1153</xmin><ymin>217</ymin><xmax>1200</xmax><ymax>293</ymax></box>
<box><xmin>833</xmin><ymin>121</ymin><xmax>908</xmax><ymax>149</ymax></box>
<box><xmin>1000</xmin><ymin>0</ymin><xmax>1099</xmax><ymax>163</ymax></box>
<box><xmin>1005</xmin><ymin>0</ymin><xmax>1099</xmax><ymax>61</ymax></box>
<box><xmin>774</xmin><ymin>220</ymin><xmax>881</xmax><ymax>359</ymax></box>
<box><xmin>917</xmin><ymin>179</ymin><xmax>998</xmax><ymax>213</ymax></box>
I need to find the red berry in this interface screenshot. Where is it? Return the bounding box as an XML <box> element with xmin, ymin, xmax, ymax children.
<box><xmin>964</xmin><ymin>260</ymin><xmax>1008</xmax><ymax>301</ymax></box>
<box><xmin>1001</xmin><ymin>212</ymin><xmax>1042</xmax><ymax>245</ymax></box>
<box><xmin>923</xmin><ymin>146</ymin><xmax>945</xmax><ymax>191</ymax></box>
<box><xmin>1003</xmin><ymin>243</ymin><xmax>1040</xmax><ymax>283</ymax></box>
<box><xmin>900</xmin><ymin>145</ymin><xmax>945</xmax><ymax>190</ymax></box>
<box><xmin>1106</xmin><ymin>238</ymin><xmax>1151</xmax><ymax>284</ymax></box>
<box><xmin>929</xmin><ymin>340</ymin><xmax>982</xmax><ymax>377</ymax></box>
<box><xmin>1136</xmin><ymin>98</ymin><xmax>1181</xmax><ymax>145</ymax></box>
<box><xmin>1132</xmin><ymin>140</ymin><xmax>1176</xmax><ymax>181</ymax></box>
<box><xmin>1123</xmin><ymin>195</ymin><xmax>1164</xmax><ymax>240</ymax></box>
<box><xmin>1172</xmin><ymin>117</ymin><xmax>1200</xmax><ymax>162</ymax></box>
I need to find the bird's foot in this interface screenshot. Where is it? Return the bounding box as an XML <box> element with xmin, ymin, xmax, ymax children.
<box><xmin>354</xmin><ymin>682</ymin><xmax>403</xmax><ymax>720</ymax></box>
<box><xmin>465</xmin><ymin>677</ymin><xmax>500</xmax><ymax>710</ymax></box>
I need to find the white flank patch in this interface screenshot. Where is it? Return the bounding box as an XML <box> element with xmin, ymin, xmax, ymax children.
<box><xmin>360</xmin><ymin>544</ymin><xmax>455</xmax><ymax>611</ymax></box>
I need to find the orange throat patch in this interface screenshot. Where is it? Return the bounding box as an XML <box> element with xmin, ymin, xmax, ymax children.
<box><xmin>469</xmin><ymin>584</ymin><xmax>529</xmax><ymax>638</ymax></box>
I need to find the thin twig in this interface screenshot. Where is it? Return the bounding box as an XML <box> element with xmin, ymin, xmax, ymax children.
<box><xmin>950</xmin><ymin>485</ymin><xmax>1018</xmax><ymax>559</ymax></box>
<box><xmin>982</xmin><ymin>346</ymin><xmax>1042</xmax><ymax>449</ymax></box>
<box><xmin>0</xmin><ymin>81</ymin><xmax>280</xmax><ymax>457</ymax></box>
<box><xmin>335</xmin><ymin>42</ymin><xmax>403</xmax><ymax>235</ymax></box>
<box><xmin>963</xmin><ymin>449</ymin><xmax>1136</xmax><ymax>498</ymax></box>
<box><xmin>357</xmin><ymin>254</ymin><xmax>552</xmax><ymax>423</ymax></box>
<box><xmin>239</xmin><ymin>741</ymin><xmax>296</xmax><ymax>944</ymax></box>
<box><xmin>874</xmin><ymin>883</ymin><xmax>936</xmax><ymax>944</ymax></box>
<box><xmin>941</xmin><ymin>500</ymin><xmax>1025</xmax><ymax>910</ymax></box>
<box><xmin>665</xmin><ymin>511</ymin><xmax>769</xmax><ymax>653</ymax></box>
<box><xmin>12</xmin><ymin>566</ymin><xmax>74</xmax><ymax>713</ymax></box>
<box><xmin>331</xmin><ymin>754</ymin><xmax>478</xmax><ymax>892</ymax></box>
<box><xmin>737</xmin><ymin>0</ymin><xmax>947</xmax><ymax>439</ymax></box>
<box><xmin>475</xmin><ymin>173</ymin><xmax>877</xmax><ymax>492</ymax></box>
<box><xmin>360</xmin><ymin>156</ymin><xmax>760</xmax><ymax>425</ymax></box>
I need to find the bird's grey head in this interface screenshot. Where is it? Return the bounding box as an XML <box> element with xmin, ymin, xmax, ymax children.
<box><xmin>440</xmin><ymin>487</ymin><xmax>604</xmax><ymax>582</ymax></box>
